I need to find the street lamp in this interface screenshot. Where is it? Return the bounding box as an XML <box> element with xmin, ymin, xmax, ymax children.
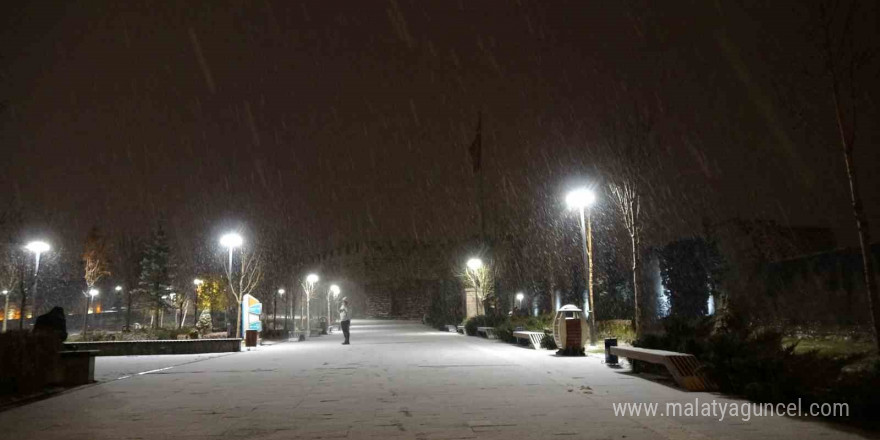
<box><xmin>25</xmin><ymin>240</ymin><xmax>50</xmax><ymax>324</ymax></box>
<box><xmin>466</xmin><ymin>258</ymin><xmax>484</xmax><ymax>315</ymax></box>
<box><xmin>83</xmin><ymin>288</ymin><xmax>99</xmax><ymax>338</ymax></box>
<box><xmin>302</xmin><ymin>274</ymin><xmax>318</xmax><ymax>337</ymax></box>
<box><xmin>1</xmin><ymin>290</ymin><xmax>9</xmax><ymax>333</ymax></box>
<box><xmin>515</xmin><ymin>292</ymin><xmax>524</xmax><ymax>312</ymax></box>
<box><xmin>566</xmin><ymin>187</ymin><xmax>597</xmax><ymax>347</ymax></box>
<box><xmin>219</xmin><ymin>233</ymin><xmax>243</xmax><ymax>274</ymax></box>
<box><xmin>274</xmin><ymin>288</ymin><xmax>285</xmax><ymax>330</ymax></box>
<box><xmin>192</xmin><ymin>279</ymin><xmax>203</xmax><ymax>326</ymax></box>
<box><xmin>220</xmin><ymin>233</ymin><xmax>243</xmax><ymax>336</ymax></box>
<box><xmin>328</xmin><ymin>284</ymin><xmax>340</xmax><ymax>327</ymax></box>
<box><xmin>278</xmin><ymin>288</ymin><xmax>289</xmax><ymax>332</ymax></box>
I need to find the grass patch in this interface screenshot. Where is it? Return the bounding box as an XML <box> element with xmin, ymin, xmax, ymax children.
<box><xmin>783</xmin><ymin>337</ymin><xmax>874</xmax><ymax>358</ymax></box>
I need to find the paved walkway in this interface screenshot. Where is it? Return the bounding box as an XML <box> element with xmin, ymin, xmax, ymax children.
<box><xmin>0</xmin><ymin>320</ymin><xmax>870</xmax><ymax>439</ymax></box>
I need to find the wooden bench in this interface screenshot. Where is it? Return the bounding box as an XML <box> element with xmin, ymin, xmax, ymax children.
<box><xmin>476</xmin><ymin>327</ymin><xmax>497</xmax><ymax>339</ymax></box>
<box><xmin>446</xmin><ymin>325</ymin><xmax>457</xmax><ymax>332</ymax></box>
<box><xmin>57</xmin><ymin>350</ymin><xmax>98</xmax><ymax>386</ymax></box>
<box><xmin>456</xmin><ymin>325</ymin><xmax>465</xmax><ymax>334</ymax></box>
<box><xmin>609</xmin><ymin>346</ymin><xmax>716</xmax><ymax>391</ymax></box>
<box><xmin>512</xmin><ymin>331</ymin><xmax>545</xmax><ymax>349</ymax></box>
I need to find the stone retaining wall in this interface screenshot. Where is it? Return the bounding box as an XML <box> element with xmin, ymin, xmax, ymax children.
<box><xmin>63</xmin><ymin>339</ymin><xmax>242</xmax><ymax>356</ymax></box>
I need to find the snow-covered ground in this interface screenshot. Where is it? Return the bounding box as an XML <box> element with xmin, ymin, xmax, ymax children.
<box><xmin>0</xmin><ymin>320</ymin><xmax>865</xmax><ymax>439</ymax></box>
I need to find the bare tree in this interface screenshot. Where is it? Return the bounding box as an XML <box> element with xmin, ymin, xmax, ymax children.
<box><xmin>0</xmin><ymin>247</ymin><xmax>23</xmax><ymax>332</ymax></box>
<box><xmin>0</xmin><ymin>207</ymin><xmax>24</xmax><ymax>330</ymax></box>
<box><xmin>814</xmin><ymin>0</ymin><xmax>879</xmax><ymax>351</ymax></box>
<box><xmin>600</xmin><ymin>105</ymin><xmax>656</xmax><ymax>337</ymax></box>
<box><xmin>609</xmin><ymin>182</ymin><xmax>643</xmax><ymax>335</ymax></box>
<box><xmin>224</xmin><ymin>247</ymin><xmax>264</xmax><ymax>338</ymax></box>
<box><xmin>82</xmin><ymin>227</ymin><xmax>111</xmax><ymax>336</ymax></box>
<box><xmin>170</xmin><ymin>291</ymin><xmax>190</xmax><ymax>329</ymax></box>
<box><xmin>460</xmin><ymin>259</ymin><xmax>496</xmax><ymax>316</ymax></box>
<box><xmin>83</xmin><ymin>227</ymin><xmax>111</xmax><ymax>290</ymax></box>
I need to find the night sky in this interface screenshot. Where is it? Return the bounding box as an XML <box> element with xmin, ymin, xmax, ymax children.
<box><xmin>2</xmin><ymin>1</ymin><xmax>878</xmax><ymax>256</ymax></box>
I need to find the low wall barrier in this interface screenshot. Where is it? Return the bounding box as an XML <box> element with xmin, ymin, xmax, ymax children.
<box><xmin>63</xmin><ymin>338</ymin><xmax>242</xmax><ymax>356</ymax></box>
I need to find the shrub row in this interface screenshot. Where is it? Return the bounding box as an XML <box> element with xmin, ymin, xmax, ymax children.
<box><xmin>462</xmin><ymin>314</ymin><xmax>632</xmax><ymax>350</ymax></box>
<box><xmin>635</xmin><ymin>315</ymin><xmax>880</xmax><ymax>424</ymax></box>
<box><xmin>75</xmin><ymin>327</ymin><xmax>197</xmax><ymax>342</ymax></box>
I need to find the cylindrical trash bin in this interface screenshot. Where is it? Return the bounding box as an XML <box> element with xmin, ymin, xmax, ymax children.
<box><xmin>245</xmin><ymin>330</ymin><xmax>259</xmax><ymax>349</ymax></box>
<box><xmin>604</xmin><ymin>338</ymin><xmax>618</xmax><ymax>365</ymax></box>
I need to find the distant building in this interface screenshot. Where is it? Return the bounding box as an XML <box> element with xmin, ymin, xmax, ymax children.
<box><xmin>303</xmin><ymin>240</ymin><xmax>465</xmax><ymax>319</ymax></box>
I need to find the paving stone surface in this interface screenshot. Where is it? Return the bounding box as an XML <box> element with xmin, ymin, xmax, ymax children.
<box><xmin>0</xmin><ymin>320</ymin><xmax>868</xmax><ymax>439</ymax></box>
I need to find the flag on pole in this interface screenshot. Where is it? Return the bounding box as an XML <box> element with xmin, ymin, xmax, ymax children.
<box><xmin>468</xmin><ymin>114</ymin><xmax>482</xmax><ymax>174</ymax></box>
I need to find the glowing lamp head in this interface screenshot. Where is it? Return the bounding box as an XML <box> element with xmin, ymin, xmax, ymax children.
<box><xmin>219</xmin><ymin>233</ymin><xmax>243</xmax><ymax>249</ymax></box>
<box><xmin>89</xmin><ymin>289</ymin><xmax>99</xmax><ymax>297</ymax></box>
<box><xmin>330</xmin><ymin>285</ymin><xmax>340</xmax><ymax>296</ymax></box>
<box><xmin>306</xmin><ymin>274</ymin><xmax>319</xmax><ymax>284</ymax></box>
<box><xmin>115</xmin><ymin>285</ymin><xmax>123</xmax><ymax>292</ymax></box>
<box><xmin>466</xmin><ymin>258</ymin><xmax>483</xmax><ymax>271</ymax></box>
<box><xmin>1</xmin><ymin>290</ymin><xmax>8</xmax><ymax>295</ymax></box>
<box><xmin>516</xmin><ymin>292</ymin><xmax>524</xmax><ymax>301</ymax></box>
<box><xmin>193</xmin><ymin>279</ymin><xmax>204</xmax><ymax>286</ymax></box>
<box><xmin>277</xmin><ymin>288</ymin><xmax>285</xmax><ymax>295</ymax></box>
<box><xmin>25</xmin><ymin>241</ymin><xmax>50</xmax><ymax>254</ymax></box>
<box><xmin>565</xmin><ymin>188</ymin><xmax>596</xmax><ymax>210</ymax></box>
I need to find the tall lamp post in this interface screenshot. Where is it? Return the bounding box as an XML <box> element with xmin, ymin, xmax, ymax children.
<box><xmin>1</xmin><ymin>290</ymin><xmax>9</xmax><ymax>333</ymax></box>
<box><xmin>466</xmin><ymin>258</ymin><xmax>484</xmax><ymax>315</ymax></box>
<box><xmin>275</xmin><ymin>288</ymin><xmax>285</xmax><ymax>330</ymax></box>
<box><xmin>303</xmin><ymin>274</ymin><xmax>318</xmax><ymax>337</ymax></box>
<box><xmin>82</xmin><ymin>288</ymin><xmax>99</xmax><ymax>338</ymax></box>
<box><xmin>192</xmin><ymin>279</ymin><xmax>203</xmax><ymax>327</ymax></box>
<box><xmin>25</xmin><ymin>240</ymin><xmax>50</xmax><ymax>325</ymax></box>
<box><xmin>566</xmin><ymin>188</ymin><xmax>597</xmax><ymax>347</ymax></box>
<box><xmin>114</xmin><ymin>285</ymin><xmax>122</xmax><ymax>326</ymax></box>
<box><xmin>277</xmin><ymin>288</ymin><xmax>286</xmax><ymax>331</ymax></box>
<box><xmin>220</xmin><ymin>233</ymin><xmax>243</xmax><ymax>336</ymax></box>
<box><xmin>219</xmin><ymin>233</ymin><xmax>243</xmax><ymax>275</ymax></box>
<box><xmin>328</xmin><ymin>285</ymin><xmax>340</xmax><ymax>327</ymax></box>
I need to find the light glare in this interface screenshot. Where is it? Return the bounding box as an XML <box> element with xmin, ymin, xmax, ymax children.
<box><xmin>565</xmin><ymin>188</ymin><xmax>596</xmax><ymax>210</ymax></box>
<box><xmin>219</xmin><ymin>233</ymin><xmax>243</xmax><ymax>249</ymax></box>
<box><xmin>25</xmin><ymin>241</ymin><xmax>50</xmax><ymax>254</ymax></box>
<box><xmin>467</xmin><ymin>258</ymin><xmax>483</xmax><ymax>270</ymax></box>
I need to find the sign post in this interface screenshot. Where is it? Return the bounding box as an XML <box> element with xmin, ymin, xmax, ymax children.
<box><xmin>241</xmin><ymin>294</ymin><xmax>262</xmax><ymax>338</ymax></box>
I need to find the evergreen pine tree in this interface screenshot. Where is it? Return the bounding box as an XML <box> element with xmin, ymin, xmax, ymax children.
<box><xmin>136</xmin><ymin>224</ymin><xmax>176</xmax><ymax>329</ymax></box>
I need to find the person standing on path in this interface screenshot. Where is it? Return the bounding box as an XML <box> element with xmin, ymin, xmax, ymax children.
<box><xmin>339</xmin><ymin>297</ymin><xmax>351</xmax><ymax>345</ymax></box>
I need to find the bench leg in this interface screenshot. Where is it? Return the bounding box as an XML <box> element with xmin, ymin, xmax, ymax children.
<box><xmin>662</xmin><ymin>356</ymin><xmax>715</xmax><ymax>392</ymax></box>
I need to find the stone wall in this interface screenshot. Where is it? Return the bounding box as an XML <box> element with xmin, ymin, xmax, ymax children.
<box><xmin>363</xmin><ymin>280</ymin><xmax>436</xmax><ymax>319</ymax></box>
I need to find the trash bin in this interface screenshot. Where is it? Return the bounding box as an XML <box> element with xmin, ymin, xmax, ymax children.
<box><xmin>245</xmin><ymin>330</ymin><xmax>259</xmax><ymax>349</ymax></box>
<box><xmin>604</xmin><ymin>338</ymin><xmax>618</xmax><ymax>365</ymax></box>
